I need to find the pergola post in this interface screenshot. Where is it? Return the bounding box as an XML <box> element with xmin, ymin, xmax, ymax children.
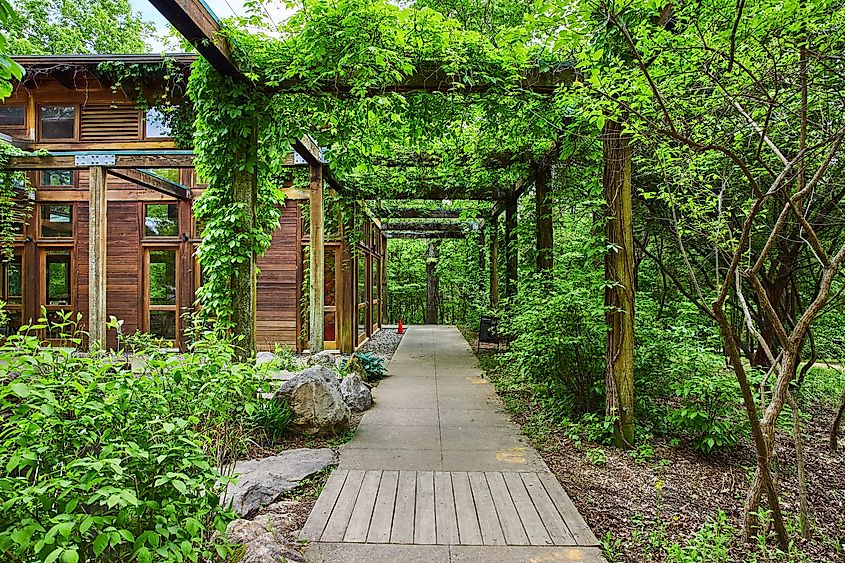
<box><xmin>88</xmin><ymin>166</ymin><xmax>107</xmax><ymax>349</ymax></box>
<box><xmin>534</xmin><ymin>161</ymin><xmax>553</xmax><ymax>273</ymax></box>
<box><xmin>504</xmin><ymin>196</ymin><xmax>518</xmax><ymax>298</ymax></box>
<box><xmin>309</xmin><ymin>162</ymin><xmax>325</xmax><ymax>353</ymax></box>
<box><xmin>602</xmin><ymin>119</ymin><xmax>635</xmax><ymax>448</ymax></box>
<box><xmin>489</xmin><ymin>214</ymin><xmax>499</xmax><ymax>308</ymax></box>
<box><xmin>425</xmin><ymin>240</ymin><xmax>440</xmax><ymax>324</ymax></box>
<box><xmin>479</xmin><ymin>224</ymin><xmax>486</xmax><ymax>289</ymax></box>
<box><xmin>231</xmin><ymin>146</ymin><xmax>258</xmax><ymax>357</ymax></box>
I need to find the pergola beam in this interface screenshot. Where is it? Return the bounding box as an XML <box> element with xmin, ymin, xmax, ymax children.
<box><xmin>381</xmin><ymin>221</ymin><xmax>470</xmax><ymax>232</ymax></box>
<box><xmin>107</xmin><ymin>168</ymin><xmax>192</xmax><ymax>200</ymax></box>
<box><xmin>146</xmin><ymin>0</ymin><xmax>239</xmax><ymax>76</ymax></box>
<box><xmin>5</xmin><ymin>151</ymin><xmax>195</xmax><ymax>170</ymax></box>
<box><xmin>385</xmin><ymin>231</ymin><xmax>467</xmax><ymax>239</ymax></box>
<box><xmin>378</xmin><ymin>208</ymin><xmax>477</xmax><ymax>219</ymax></box>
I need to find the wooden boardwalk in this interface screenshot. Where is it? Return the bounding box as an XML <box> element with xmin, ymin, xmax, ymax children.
<box><xmin>302</xmin><ymin>469</ymin><xmax>596</xmax><ymax>546</ymax></box>
<box><xmin>302</xmin><ymin>326</ymin><xmax>604</xmax><ymax>562</ymax></box>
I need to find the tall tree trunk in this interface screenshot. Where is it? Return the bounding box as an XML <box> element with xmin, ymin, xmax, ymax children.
<box><xmin>602</xmin><ymin>120</ymin><xmax>636</xmax><ymax>449</ymax></box>
<box><xmin>831</xmin><ymin>385</ymin><xmax>845</xmax><ymax>451</ymax></box>
<box><xmin>426</xmin><ymin>240</ymin><xmax>440</xmax><ymax>324</ymax></box>
<box><xmin>231</xmin><ymin>128</ymin><xmax>258</xmax><ymax>358</ymax></box>
<box><xmin>534</xmin><ymin>160</ymin><xmax>553</xmax><ymax>274</ymax></box>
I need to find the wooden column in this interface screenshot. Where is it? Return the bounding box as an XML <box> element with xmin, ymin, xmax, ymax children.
<box><xmin>88</xmin><ymin>166</ymin><xmax>107</xmax><ymax>349</ymax></box>
<box><xmin>309</xmin><ymin>163</ymin><xmax>325</xmax><ymax>353</ymax></box>
<box><xmin>534</xmin><ymin>162</ymin><xmax>553</xmax><ymax>273</ymax></box>
<box><xmin>602</xmin><ymin>119</ymin><xmax>635</xmax><ymax>448</ymax></box>
<box><xmin>504</xmin><ymin>197</ymin><xmax>518</xmax><ymax>298</ymax></box>
<box><xmin>232</xmin><ymin>158</ymin><xmax>257</xmax><ymax>357</ymax></box>
<box><xmin>425</xmin><ymin>240</ymin><xmax>440</xmax><ymax>324</ymax></box>
<box><xmin>489</xmin><ymin>215</ymin><xmax>499</xmax><ymax>308</ymax></box>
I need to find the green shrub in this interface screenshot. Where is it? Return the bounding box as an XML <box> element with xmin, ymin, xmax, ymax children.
<box><xmin>0</xmin><ymin>320</ymin><xmax>282</xmax><ymax>562</ymax></box>
<box><xmin>342</xmin><ymin>352</ymin><xmax>386</xmax><ymax>382</ymax></box>
<box><xmin>249</xmin><ymin>400</ymin><xmax>293</xmax><ymax>443</ymax></box>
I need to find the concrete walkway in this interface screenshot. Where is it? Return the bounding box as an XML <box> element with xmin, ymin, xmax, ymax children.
<box><xmin>303</xmin><ymin>325</ymin><xmax>605</xmax><ymax>562</ymax></box>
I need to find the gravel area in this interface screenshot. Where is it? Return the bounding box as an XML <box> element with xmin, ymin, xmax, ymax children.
<box><xmin>355</xmin><ymin>325</ymin><xmax>403</xmax><ymax>362</ymax></box>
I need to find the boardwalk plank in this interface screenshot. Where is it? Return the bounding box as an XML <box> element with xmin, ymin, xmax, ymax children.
<box><xmin>367</xmin><ymin>470</ymin><xmax>399</xmax><ymax>543</ymax></box>
<box><xmin>503</xmin><ymin>472</ymin><xmax>552</xmax><ymax>545</ymax></box>
<box><xmin>301</xmin><ymin>469</ymin><xmax>348</xmax><ymax>541</ymax></box>
<box><xmin>451</xmin><ymin>471</ymin><xmax>483</xmax><ymax>545</ymax></box>
<box><xmin>521</xmin><ymin>472</ymin><xmax>575</xmax><ymax>545</ymax></box>
<box><xmin>414</xmin><ymin>470</ymin><xmax>437</xmax><ymax>544</ymax></box>
<box><xmin>343</xmin><ymin>470</ymin><xmax>382</xmax><ymax>542</ymax></box>
<box><xmin>321</xmin><ymin>469</ymin><xmax>365</xmax><ymax>542</ymax></box>
<box><xmin>468</xmin><ymin>472</ymin><xmax>505</xmax><ymax>546</ymax></box>
<box><xmin>434</xmin><ymin>471</ymin><xmax>459</xmax><ymax>544</ymax></box>
<box><xmin>390</xmin><ymin>470</ymin><xmax>417</xmax><ymax>544</ymax></box>
<box><xmin>485</xmin><ymin>472</ymin><xmax>529</xmax><ymax>545</ymax></box>
<box><xmin>539</xmin><ymin>472</ymin><xmax>600</xmax><ymax>546</ymax></box>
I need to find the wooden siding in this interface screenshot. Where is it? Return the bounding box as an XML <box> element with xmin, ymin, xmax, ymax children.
<box><xmin>81</xmin><ymin>105</ymin><xmax>140</xmax><ymax>142</ymax></box>
<box><xmin>256</xmin><ymin>201</ymin><xmax>301</xmax><ymax>351</ymax></box>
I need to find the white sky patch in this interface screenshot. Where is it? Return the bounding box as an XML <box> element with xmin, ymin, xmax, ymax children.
<box><xmin>130</xmin><ymin>0</ymin><xmax>296</xmax><ymax>51</ymax></box>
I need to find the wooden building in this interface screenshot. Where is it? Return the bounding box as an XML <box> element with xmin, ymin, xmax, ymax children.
<box><xmin>0</xmin><ymin>54</ymin><xmax>385</xmax><ymax>352</ymax></box>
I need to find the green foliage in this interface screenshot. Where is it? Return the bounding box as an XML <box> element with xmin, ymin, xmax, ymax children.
<box><xmin>249</xmin><ymin>400</ymin><xmax>293</xmax><ymax>443</ymax></box>
<box><xmin>0</xmin><ymin>0</ymin><xmax>24</xmax><ymax>98</ymax></box>
<box><xmin>664</xmin><ymin>512</ymin><xmax>734</xmax><ymax>563</ymax></box>
<box><xmin>0</xmin><ymin>319</ymin><xmax>286</xmax><ymax>562</ymax></box>
<box><xmin>7</xmin><ymin>0</ymin><xmax>153</xmax><ymax>55</ymax></box>
<box><xmin>0</xmin><ymin>142</ymin><xmax>35</xmax><ymax>260</ymax></box>
<box><xmin>351</xmin><ymin>352</ymin><xmax>386</xmax><ymax>381</ymax></box>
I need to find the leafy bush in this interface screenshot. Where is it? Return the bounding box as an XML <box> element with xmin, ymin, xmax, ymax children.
<box><xmin>0</xmin><ymin>320</ymin><xmax>283</xmax><ymax>562</ymax></box>
<box><xmin>500</xmin><ymin>274</ymin><xmax>606</xmax><ymax>416</ymax></box>
<box><xmin>342</xmin><ymin>352</ymin><xmax>386</xmax><ymax>382</ymax></box>
<box><xmin>666</xmin><ymin>358</ymin><xmax>745</xmax><ymax>453</ymax></box>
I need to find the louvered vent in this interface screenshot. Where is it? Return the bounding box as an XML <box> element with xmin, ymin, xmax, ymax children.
<box><xmin>80</xmin><ymin>106</ymin><xmax>140</xmax><ymax>142</ymax></box>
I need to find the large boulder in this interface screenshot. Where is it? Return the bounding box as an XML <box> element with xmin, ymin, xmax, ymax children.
<box><xmin>340</xmin><ymin>373</ymin><xmax>373</xmax><ymax>412</ymax></box>
<box><xmin>306</xmin><ymin>350</ymin><xmax>337</xmax><ymax>368</ymax></box>
<box><xmin>226</xmin><ymin>518</ymin><xmax>306</xmax><ymax>563</ymax></box>
<box><xmin>225</xmin><ymin>448</ymin><xmax>336</xmax><ymax>516</ymax></box>
<box><xmin>275</xmin><ymin>366</ymin><xmax>351</xmax><ymax>435</ymax></box>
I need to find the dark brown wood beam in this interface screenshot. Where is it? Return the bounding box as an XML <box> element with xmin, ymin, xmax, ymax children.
<box><xmin>378</xmin><ymin>208</ymin><xmax>474</xmax><ymax>219</ymax></box>
<box><xmin>5</xmin><ymin>152</ymin><xmax>195</xmax><ymax>170</ymax></box>
<box><xmin>382</xmin><ymin>221</ymin><xmax>469</xmax><ymax>232</ymax></box>
<box><xmin>108</xmin><ymin>168</ymin><xmax>192</xmax><ymax>200</ymax></box>
<box><xmin>147</xmin><ymin>0</ymin><xmax>239</xmax><ymax>76</ymax></box>
<box><xmin>385</xmin><ymin>231</ymin><xmax>467</xmax><ymax>239</ymax></box>
<box><xmin>292</xmin><ymin>136</ymin><xmax>323</xmax><ymax>166</ymax></box>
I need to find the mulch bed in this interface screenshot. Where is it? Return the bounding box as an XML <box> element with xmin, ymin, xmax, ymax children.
<box><xmin>472</xmin><ymin>345</ymin><xmax>845</xmax><ymax>562</ymax></box>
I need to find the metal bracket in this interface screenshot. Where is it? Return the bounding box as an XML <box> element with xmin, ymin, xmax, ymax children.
<box><xmin>75</xmin><ymin>154</ymin><xmax>116</xmax><ymax>167</ymax></box>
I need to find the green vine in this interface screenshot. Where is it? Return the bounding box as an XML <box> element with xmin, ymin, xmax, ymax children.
<box><xmin>0</xmin><ymin>142</ymin><xmax>35</xmax><ymax>260</ymax></box>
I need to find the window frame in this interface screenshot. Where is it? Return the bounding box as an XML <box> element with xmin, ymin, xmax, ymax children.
<box><xmin>37</xmin><ymin>104</ymin><xmax>79</xmax><ymax>142</ymax></box>
<box><xmin>0</xmin><ymin>104</ymin><xmax>26</xmax><ymax>128</ymax></box>
<box><xmin>143</xmin><ymin>246</ymin><xmax>180</xmax><ymax>345</ymax></box>
<box><xmin>37</xmin><ymin>203</ymin><xmax>74</xmax><ymax>240</ymax></box>
<box><xmin>2</xmin><ymin>253</ymin><xmax>24</xmax><ymax>335</ymax></box>
<box><xmin>143</xmin><ymin>202</ymin><xmax>181</xmax><ymax>239</ymax></box>
<box><xmin>143</xmin><ymin>107</ymin><xmax>173</xmax><ymax>140</ymax></box>
<box><xmin>38</xmin><ymin>169</ymin><xmax>77</xmax><ymax>188</ymax></box>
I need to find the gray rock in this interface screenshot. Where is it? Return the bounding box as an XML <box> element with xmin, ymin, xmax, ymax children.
<box><xmin>306</xmin><ymin>350</ymin><xmax>337</xmax><ymax>368</ymax></box>
<box><xmin>226</xmin><ymin>518</ymin><xmax>267</xmax><ymax>544</ymax></box>
<box><xmin>255</xmin><ymin>351</ymin><xmax>277</xmax><ymax>366</ymax></box>
<box><xmin>266</xmin><ymin>369</ymin><xmax>297</xmax><ymax>382</ymax></box>
<box><xmin>340</xmin><ymin>373</ymin><xmax>373</xmax><ymax>412</ymax></box>
<box><xmin>238</xmin><ymin>533</ymin><xmax>306</xmax><ymax>563</ymax></box>
<box><xmin>276</xmin><ymin>366</ymin><xmax>351</xmax><ymax>435</ymax></box>
<box><xmin>225</xmin><ymin>448</ymin><xmax>336</xmax><ymax>516</ymax></box>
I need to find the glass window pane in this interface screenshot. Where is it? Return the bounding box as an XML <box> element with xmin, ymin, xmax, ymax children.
<box><xmin>324</xmin><ymin>252</ymin><xmax>336</xmax><ymax>306</ymax></box>
<box><xmin>358</xmin><ymin>306</ymin><xmax>366</xmax><ymax>337</ymax></box>
<box><xmin>324</xmin><ymin>311</ymin><xmax>336</xmax><ymax>342</ymax></box>
<box><xmin>40</xmin><ymin>205</ymin><xmax>73</xmax><ymax>237</ymax></box>
<box><xmin>149</xmin><ymin>250</ymin><xmax>176</xmax><ymax>305</ymax></box>
<box><xmin>46</xmin><ymin>252</ymin><xmax>71</xmax><ymax>305</ymax></box>
<box><xmin>145</xmin><ymin>204</ymin><xmax>179</xmax><ymax>237</ymax></box>
<box><xmin>150</xmin><ymin>310</ymin><xmax>176</xmax><ymax>340</ymax></box>
<box><xmin>40</xmin><ymin>106</ymin><xmax>75</xmax><ymax>139</ymax></box>
<box><xmin>6</xmin><ymin>256</ymin><xmax>22</xmax><ymax>304</ymax></box>
<box><xmin>155</xmin><ymin>168</ymin><xmax>180</xmax><ymax>183</ymax></box>
<box><xmin>145</xmin><ymin>108</ymin><xmax>172</xmax><ymax>138</ymax></box>
<box><xmin>2</xmin><ymin>309</ymin><xmax>22</xmax><ymax>335</ymax></box>
<box><xmin>41</xmin><ymin>170</ymin><xmax>73</xmax><ymax>186</ymax></box>
<box><xmin>357</xmin><ymin>255</ymin><xmax>366</xmax><ymax>306</ymax></box>
<box><xmin>0</xmin><ymin>105</ymin><xmax>24</xmax><ymax>126</ymax></box>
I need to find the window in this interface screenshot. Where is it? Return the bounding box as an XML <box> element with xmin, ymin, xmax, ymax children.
<box><xmin>144</xmin><ymin>108</ymin><xmax>172</xmax><ymax>138</ymax></box>
<box><xmin>145</xmin><ymin>204</ymin><xmax>179</xmax><ymax>237</ymax></box>
<box><xmin>147</xmin><ymin>249</ymin><xmax>177</xmax><ymax>341</ymax></box>
<box><xmin>155</xmin><ymin>168</ymin><xmax>181</xmax><ymax>183</ymax></box>
<box><xmin>357</xmin><ymin>255</ymin><xmax>367</xmax><ymax>338</ymax></box>
<box><xmin>0</xmin><ymin>105</ymin><xmax>24</xmax><ymax>126</ymax></box>
<box><xmin>40</xmin><ymin>106</ymin><xmax>76</xmax><ymax>140</ymax></box>
<box><xmin>45</xmin><ymin>252</ymin><xmax>71</xmax><ymax>306</ymax></box>
<box><xmin>2</xmin><ymin>256</ymin><xmax>23</xmax><ymax>335</ymax></box>
<box><xmin>41</xmin><ymin>170</ymin><xmax>74</xmax><ymax>187</ymax></box>
<box><xmin>371</xmin><ymin>257</ymin><xmax>379</xmax><ymax>329</ymax></box>
<box><xmin>40</xmin><ymin>205</ymin><xmax>73</xmax><ymax>238</ymax></box>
